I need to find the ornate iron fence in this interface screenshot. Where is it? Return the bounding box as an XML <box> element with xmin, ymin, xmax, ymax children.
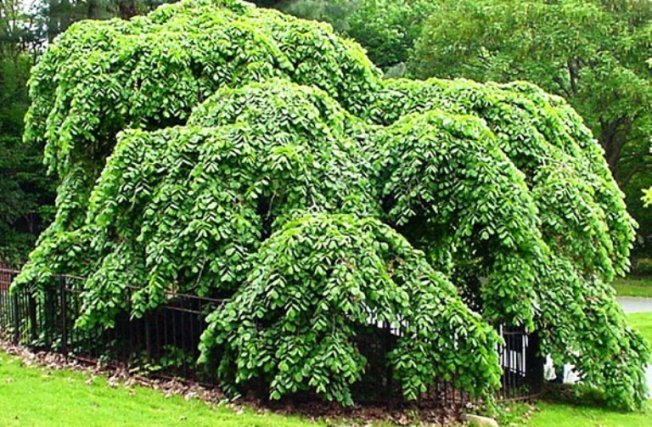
<box><xmin>0</xmin><ymin>268</ymin><xmax>543</xmax><ymax>404</ymax></box>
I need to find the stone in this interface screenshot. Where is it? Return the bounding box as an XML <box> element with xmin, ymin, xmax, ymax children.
<box><xmin>463</xmin><ymin>413</ymin><xmax>499</xmax><ymax>427</ymax></box>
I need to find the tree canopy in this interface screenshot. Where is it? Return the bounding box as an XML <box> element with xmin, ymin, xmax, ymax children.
<box><xmin>0</xmin><ymin>0</ymin><xmax>181</xmax><ymax>265</ymax></box>
<box><xmin>412</xmin><ymin>0</ymin><xmax>652</xmax><ymax>182</ymax></box>
<box><xmin>410</xmin><ymin>0</ymin><xmax>652</xmax><ymax>247</ymax></box>
<box><xmin>12</xmin><ymin>0</ymin><xmax>649</xmax><ymax>410</ymax></box>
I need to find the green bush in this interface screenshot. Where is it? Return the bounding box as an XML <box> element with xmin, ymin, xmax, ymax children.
<box><xmin>13</xmin><ymin>0</ymin><xmax>649</xmax><ymax>409</ymax></box>
<box><xmin>200</xmin><ymin>214</ymin><xmax>501</xmax><ymax>404</ymax></box>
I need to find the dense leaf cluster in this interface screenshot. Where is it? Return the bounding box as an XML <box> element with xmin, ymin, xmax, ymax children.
<box><xmin>14</xmin><ymin>0</ymin><xmax>649</xmax><ymax>409</ymax></box>
<box><xmin>410</xmin><ymin>0</ymin><xmax>652</xmax><ymax>248</ymax></box>
<box><xmin>201</xmin><ymin>214</ymin><xmax>501</xmax><ymax>405</ymax></box>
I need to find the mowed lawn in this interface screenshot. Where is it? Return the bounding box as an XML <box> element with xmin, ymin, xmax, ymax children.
<box><xmin>628</xmin><ymin>312</ymin><xmax>652</xmax><ymax>345</ymax></box>
<box><xmin>524</xmin><ymin>401</ymin><xmax>652</xmax><ymax>427</ymax></box>
<box><xmin>0</xmin><ymin>312</ymin><xmax>650</xmax><ymax>426</ymax></box>
<box><xmin>613</xmin><ymin>277</ymin><xmax>652</xmax><ymax>298</ymax></box>
<box><xmin>0</xmin><ymin>352</ymin><xmax>317</xmax><ymax>427</ymax></box>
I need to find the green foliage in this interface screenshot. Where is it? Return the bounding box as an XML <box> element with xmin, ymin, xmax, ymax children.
<box><xmin>0</xmin><ymin>0</ymin><xmax>181</xmax><ymax>266</ymax></box>
<box><xmin>277</xmin><ymin>0</ymin><xmax>356</xmax><ymax>33</ymax></box>
<box><xmin>373</xmin><ymin>109</ymin><xmax>541</xmax><ymax>327</ymax></box>
<box><xmin>74</xmin><ymin>79</ymin><xmax>375</xmax><ymax>328</ymax></box>
<box><xmin>410</xmin><ymin>0</ymin><xmax>652</xmax><ymax>245</ymax></box>
<box><xmin>277</xmin><ymin>0</ymin><xmax>435</xmax><ymax>70</ymax></box>
<box><xmin>13</xmin><ymin>0</ymin><xmax>650</xmax><ymax>409</ymax></box>
<box><xmin>643</xmin><ymin>55</ymin><xmax>652</xmax><ymax>210</ymax></box>
<box><xmin>345</xmin><ymin>0</ymin><xmax>434</xmax><ymax>69</ymax></box>
<box><xmin>365</xmin><ymin>78</ymin><xmax>647</xmax><ymax>409</ymax></box>
<box><xmin>201</xmin><ymin>214</ymin><xmax>501</xmax><ymax>404</ymax></box>
<box><xmin>16</xmin><ymin>0</ymin><xmax>378</xmax><ymax>288</ymax></box>
<box><xmin>367</xmin><ymin>78</ymin><xmax>634</xmax><ymax>277</ymax></box>
<box><xmin>0</xmin><ymin>51</ymin><xmax>55</xmax><ymax>265</ymax></box>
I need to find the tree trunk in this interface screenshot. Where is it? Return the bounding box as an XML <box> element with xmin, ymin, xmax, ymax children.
<box><xmin>600</xmin><ymin>117</ymin><xmax>631</xmax><ymax>186</ymax></box>
<box><xmin>118</xmin><ymin>1</ymin><xmax>138</xmax><ymax>19</ymax></box>
<box><xmin>86</xmin><ymin>0</ymin><xmax>100</xmax><ymax>19</ymax></box>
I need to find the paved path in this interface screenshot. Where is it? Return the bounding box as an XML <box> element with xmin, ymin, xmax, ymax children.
<box><xmin>617</xmin><ymin>297</ymin><xmax>652</xmax><ymax>313</ymax></box>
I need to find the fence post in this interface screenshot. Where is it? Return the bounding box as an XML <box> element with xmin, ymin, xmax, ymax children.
<box><xmin>12</xmin><ymin>286</ymin><xmax>20</xmax><ymax>344</ymax></box>
<box><xmin>526</xmin><ymin>331</ymin><xmax>545</xmax><ymax>394</ymax></box>
<box><xmin>60</xmin><ymin>275</ymin><xmax>68</xmax><ymax>356</ymax></box>
<box><xmin>27</xmin><ymin>292</ymin><xmax>37</xmax><ymax>344</ymax></box>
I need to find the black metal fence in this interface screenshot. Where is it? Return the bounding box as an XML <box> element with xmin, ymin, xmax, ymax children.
<box><xmin>0</xmin><ymin>268</ymin><xmax>543</xmax><ymax>404</ymax></box>
<box><xmin>0</xmin><ymin>269</ymin><xmax>221</xmax><ymax>382</ymax></box>
<box><xmin>498</xmin><ymin>325</ymin><xmax>545</xmax><ymax>399</ymax></box>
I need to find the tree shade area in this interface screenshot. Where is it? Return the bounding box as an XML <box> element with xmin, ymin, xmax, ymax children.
<box><xmin>12</xmin><ymin>0</ymin><xmax>649</xmax><ymax>410</ymax></box>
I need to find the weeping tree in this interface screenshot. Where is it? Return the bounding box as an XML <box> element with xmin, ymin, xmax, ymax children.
<box><xmin>13</xmin><ymin>0</ymin><xmax>649</xmax><ymax>409</ymax></box>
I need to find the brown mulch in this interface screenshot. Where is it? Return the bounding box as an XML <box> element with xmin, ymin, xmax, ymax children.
<box><xmin>0</xmin><ymin>339</ymin><xmax>470</xmax><ymax>426</ymax></box>
<box><xmin>263</xmin><ymin>399</ymin><xmax>468</xmax><ymax>426</ymax></box>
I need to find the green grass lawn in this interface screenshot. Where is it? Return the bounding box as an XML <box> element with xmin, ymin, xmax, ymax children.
<box><xmin>613</xmin><ymin>277</ymin><xmax>652</xmax><ymax>298</ymax></box>
<box><xmin>0</xmin><ymin>352</ymin><xmax>316</xmax><ymax>427</ymax></box>
<box><xmin>628</xmin><ymin>312</ymin><xmax>652</xmax><ymax>345</ymax></box>
<box><xmin>524</xmin><ymin>401</ymin><xmax>652</xmax><ymax>427</ymax></box>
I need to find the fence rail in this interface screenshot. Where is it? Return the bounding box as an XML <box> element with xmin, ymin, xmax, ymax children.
<box><xmin>0</xmin><ymin>268</ymin><xmax>543</xmax><ymax>405</ymax></box>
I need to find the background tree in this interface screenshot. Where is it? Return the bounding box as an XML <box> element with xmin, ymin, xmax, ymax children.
<box><xmin>276</xmin><ymin>0</ymin><xmax>354</xmax><ymax>33</ymax></box>
<box><xmin>0</xmin><ymin>0</ymin><xmax>53</xmax><ymax>266</ymax></box>
<box><xmin>334</xmin><ymin>0</ymin><xmax>434</xmax><ymax>70</ymax></box>
<box><xmin>270</xmin><ymin>0</ymin><xmax>434</xmax><ymax>72</ymax></box>
<box><xmin>409</xmin><ymin>0</ymin><xmax>652</xmax><ymax>250</ymax></box>
<box><xmin>642</xmin><ymin>57</ymin><xmax>652</xmax><ymax>214</ymax></box>
<box><xmin>0</xmin><ymin>0</ymin><xmax>177</xmax><ymax>265</ymax></box>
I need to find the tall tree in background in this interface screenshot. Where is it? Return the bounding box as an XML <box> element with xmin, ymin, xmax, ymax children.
<box><xmin>44</xmin><ymin>0</ymin><xmax>175</xmax><ymax>39</ymax></box>
<box><xmin>0</xmin><ymin>0</ymin><xmax>175</xmax><ymax>265</ymax></box>
<box><xmin>277</xmin><ymin>0</ymin><xmax>354</xmax><ymax>33</ymax></box>
<box><xmin>274</xmin><ymin>0</ymin><xmax>434</xmax><ymax>71</ymax></box>
<box><xmin>343</xmin><ymin>0</ymin><xmax>433</xmax><ymax>70</ymax></box>
<box><xmin>410</xmin><ymin>0</ymin><xmax>652</xmax><ymax>248</ymax></box>
<box><xmin>0</xmin><ymin>0</ymin><xmax>53</xmax><ymax>266</ymax></box>
<box><xmin>411</xmin><ymin>0</ymin><xmax>651</xmax><ymax>186</ymax></box>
